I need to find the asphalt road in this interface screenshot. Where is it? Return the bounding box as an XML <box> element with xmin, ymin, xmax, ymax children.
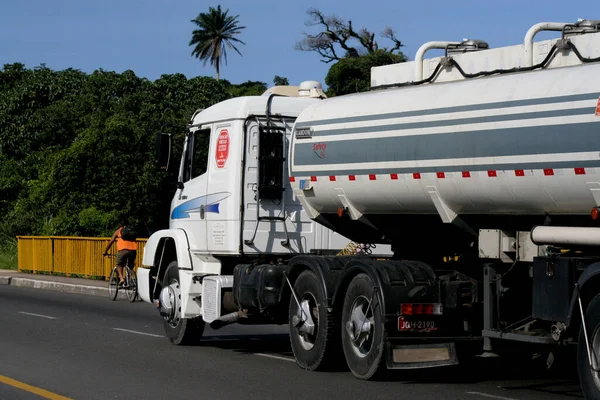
<box><xmin>0</xmin><ymin>285</ymin><xmax>585</xmax><ymax>400</ymax></box>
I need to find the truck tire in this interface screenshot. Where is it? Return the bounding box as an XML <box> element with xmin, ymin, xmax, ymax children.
<box><xmin>289</xmin><ymin>270</ymin><xmax>341</xmax><ymax>371</ymax></box>
<box><xmin>341</xmin><ymin>273</ymin><xmax>386</xmax><ymax>380</ymax></box>
<box><xmin>577</xmin><ymin>293</ymin><xmax>600</xmax><ymax>399</ymax></box>
<box><xmin>162</xmin><ymin>261</ymin><xmax>205</xmax><ymax>345</ymax></box>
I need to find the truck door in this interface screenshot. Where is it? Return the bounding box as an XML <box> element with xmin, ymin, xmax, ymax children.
<box><xmin>170</xmin><ymin>128</ymin><xmax>210</xmax><ymax>252</ymax></box>
<box><xmin>205</xmin><ymin>123</ymin><xmax>240</xmax><ymax>253</ymax></box>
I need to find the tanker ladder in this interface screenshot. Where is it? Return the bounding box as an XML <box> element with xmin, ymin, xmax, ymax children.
<box><xmin>245</xmin><ymin>94</ymin><xmax>292</xmax><ymax>247</ymax></box>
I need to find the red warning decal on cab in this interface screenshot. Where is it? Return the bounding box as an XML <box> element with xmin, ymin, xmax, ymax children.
<box><xmin>596</xmin><ymin>97</ymin><xmax>600</xmax><ymax>116</ymax></box>
<box><xmin>216</xmin><ymin>129</ymin><xmax>229</xmax><ymax>168</ymax></box>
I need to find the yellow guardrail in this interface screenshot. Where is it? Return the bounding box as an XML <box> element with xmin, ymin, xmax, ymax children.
<box><xmin>16</xmin><ymin>236</ymin><xmax>147</xmax><ymax>280</ymax></box>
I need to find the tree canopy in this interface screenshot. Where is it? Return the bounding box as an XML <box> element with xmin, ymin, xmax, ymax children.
<box><xmin>189</xmin><ymin>6</ymin><xmax>246</xmax><ymax>80</ymax></box>
<box><xmin>273</xmin><ymin>76</ymin><xmax>289</xmax><ymax>86</ymax></box>
<box><xmin>0</xmin><ymin>63</ymin><xmax>260</xmax><ymax>240</ymax></box>
<box><xmin>325</xmin><ymin>50</ymin><xmax>406</xmax><ymax>96</ymax></box>
<box><xmin>0</xmin><ymin>8</ymin><xmax>409</xmax><ymax>249</ymax></box>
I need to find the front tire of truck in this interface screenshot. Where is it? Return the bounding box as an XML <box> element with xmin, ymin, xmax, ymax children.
<box><xmin>578</xmin><ymin>293</ymin><xmax>600</xmax><ymax>399</ymax></box>
<box><xmin>341</xmin><ymin>273</ymin><xmax>386</xmax><ymax>380</ymax></box>
<box><xmin>162</xmin><ymin>261</ymin><xmax>205</xmax><ymax>345</ymax></box>
<box><xmin>289</xmin><ymin>270</ymin><xmax>341</xmax><ymax>371</ymax></box>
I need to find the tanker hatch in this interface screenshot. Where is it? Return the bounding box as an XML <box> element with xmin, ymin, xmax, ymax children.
<box><xmin>446</xmin><ymin>39</ymin><xmax>490</xmax><ymax>55</ymax></box>
<box><xmin>564</xmin><ymin>19</ymin><xmax>600</xmax><ymax>37</ymax></box>
<box><xmin>298</xmin><ymin>81</ymin><xmax>327</xmax><ymax>99</ymax></box>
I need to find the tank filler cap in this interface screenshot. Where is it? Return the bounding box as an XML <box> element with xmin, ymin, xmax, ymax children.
<box><xmin>447</xmin><ymin>39</ymin><xmax>490</xmax><ymax>55</ymax></box>
<box><xmin>564</xmin><ymin>19</ymin><xmax>600</xmax><ymax>36</ymax></box>
<box><xmin>575</xmin><ymin>19</ymin><xmax>600</xmax><ymax>29</ymax></box>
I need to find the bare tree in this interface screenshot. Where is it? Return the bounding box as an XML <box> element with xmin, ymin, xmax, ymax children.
<box><xmin>295</xmin><ymin>8</ymin><xmax>404</xmax><ymax>63</ymax></box>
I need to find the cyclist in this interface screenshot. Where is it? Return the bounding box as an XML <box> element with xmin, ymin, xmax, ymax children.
<box><xmin>103</xmin><ymin>223</ymin><xmax>137</xmax><ymax>287</ymax></box>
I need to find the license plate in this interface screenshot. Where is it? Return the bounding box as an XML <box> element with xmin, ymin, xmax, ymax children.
<box><xmin>398</xmin><ymin>317</ymin><xmax>437</xmax><ymax>331</ymax></box>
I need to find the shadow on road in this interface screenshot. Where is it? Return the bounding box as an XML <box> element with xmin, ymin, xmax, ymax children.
<box><xmin>374</xmin><ymin>355</ymin><xmax>582</xmax><ymax>398</ymax></box>
<box><xmin>198</xmin><ymin>333</ymin><xmax>293</xmax><ymax>357</ymax></box>
<box><xmin>191</xmin><ymin>334</ymin><xmax>583</xmax><ymax>397</ymax></box>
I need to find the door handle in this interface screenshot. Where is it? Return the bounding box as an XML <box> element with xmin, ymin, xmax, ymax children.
<box><xmin>200</xmin><ymin>205</ymin><xmax>205</xmax><ymax>219</ymax></box>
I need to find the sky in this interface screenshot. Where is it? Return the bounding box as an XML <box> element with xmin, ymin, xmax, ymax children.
<box><xmin>1</xmin><ymin>1</ymin><xmax>599</xmax><ymax>87</ymax></box>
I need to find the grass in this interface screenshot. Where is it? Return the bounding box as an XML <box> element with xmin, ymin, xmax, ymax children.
<box><xmin>0</xmin><ymin>237</ymin><xmax>18</xmax><ymax>270</ymax></box>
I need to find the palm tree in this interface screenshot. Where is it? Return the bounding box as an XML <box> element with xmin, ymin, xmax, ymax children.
<box><xmin>189</xmin><ymin>6</ymin><xmax>246</xmax><ymax>80</ymax></box>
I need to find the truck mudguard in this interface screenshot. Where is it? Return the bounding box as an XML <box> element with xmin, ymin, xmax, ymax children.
<box><xmin>286</xmin><ymin>255</ymin><xmax>437</xmax><ymax>317</ymax></box>
<box><xmin>332</xmin><ymin>259</ymin><xmax>438</xmax><ymax>317</ymax></box>
<box><xmin>330</xmin><ymin>258</ymin><xmax>389</xmax><ymax>315</ymax></box>
<box><xmin>142</xmin><ymin>228</ymin><xmax>194</xmax><ymax>271</ymax></box>
<box><xmin>286</xmin><ymin>255</ymin><xmax>342</xmax><ymax>308</ymax></box>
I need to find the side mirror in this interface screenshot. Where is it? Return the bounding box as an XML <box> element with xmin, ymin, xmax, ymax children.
<box><xmin>155</xmin><ymin>132</ymin><xmax>172</xmax><ymax>171</ymax></box>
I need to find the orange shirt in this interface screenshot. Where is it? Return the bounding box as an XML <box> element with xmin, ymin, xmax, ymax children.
<box><xmin>116</xmin><ymin>227</ymin><xmax>137</xmax><ymax>251</ymax></box>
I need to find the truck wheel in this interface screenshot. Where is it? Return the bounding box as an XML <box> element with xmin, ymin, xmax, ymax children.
<box><xmin>161</xmin><ymin>261</ymin><xmax>205</xmax><ymax>345</ymax></box>
<box><xmin>341</xmin><ymin>273</ymin><xmax>386</xmax><ymax>380</ymax></box>
<box><xmin>577</xmin><ymin>293</ymin><xmax>600</xmax><ymax>399</ymax></box>
<box><xmin>289</xmin><ymin>270</ymin><xmax>340</xmax><ymax>370</ymax></box>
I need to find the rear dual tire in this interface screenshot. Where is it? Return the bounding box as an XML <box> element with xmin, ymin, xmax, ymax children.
<box><xmin>289</xmin><ymin>270</ymin><xmax>342</xmax><ymax>370</ymax></box>
<box><xmin>289</xmin><ymin>270</ymin><xmax>386</xmax><ymax>379</ymax></box>
<box><xmin>341</xmin><ymin>273</ymin><xmax>386</xmax><ymax>379</ymax></box>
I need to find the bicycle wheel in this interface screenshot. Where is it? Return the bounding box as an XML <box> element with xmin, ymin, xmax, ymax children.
<box><xmin>125</xmin><ymin>267</ymin><xmax>137</xmax><ymax>303</ymax></box>
<box><xmin>108</xmin><ymin>267</ymin><xmax>119</xmax><ymax>301</ymax></box>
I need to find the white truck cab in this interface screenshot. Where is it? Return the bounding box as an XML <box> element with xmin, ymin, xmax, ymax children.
<box><xmin>137</xmin><ymin>82</ymin><xmax>368</xmax><ymax>322</ymax></box>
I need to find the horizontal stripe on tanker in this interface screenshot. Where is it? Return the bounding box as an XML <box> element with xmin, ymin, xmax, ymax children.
<box><xmin>303</xmin><ymin>107</ymin><xmax>594</xmax><ymax>138</ymax></box>
<box><xmin>290</xmin><ymin>160</ymin><xmax>600</xmax><ymax>177</ymax></box>
<box><xmin>294</xmin><ymin>92</ymin><xmax>600</xmax><ymax>128</ymax></box>
<box><xmin>293</xmin><ymin>122</ymin><xmax>600</xmax><ymax>166</ymax></box>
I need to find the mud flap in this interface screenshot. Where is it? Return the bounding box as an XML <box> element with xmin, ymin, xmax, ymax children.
<box><xmin>385</xmin><ymin>342</ymin><xmax>458</xmax><ymax>369</ymax></box>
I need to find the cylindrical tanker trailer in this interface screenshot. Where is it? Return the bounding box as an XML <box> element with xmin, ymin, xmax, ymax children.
<box><xmin>143</xmin><ymin>19</ymin><xmax>600</xmax><ymax>400</ymax></box>
<box><xmin>290</xmin><ymin>30</ymin><xmax>600</xmax><ymax>256</ymax></box>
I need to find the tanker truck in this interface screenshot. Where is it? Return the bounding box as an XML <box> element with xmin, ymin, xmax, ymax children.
<box><xmin>138</xmin><ymin>19</ymin><xmax>600</xmax><ymax>398</ymax></box>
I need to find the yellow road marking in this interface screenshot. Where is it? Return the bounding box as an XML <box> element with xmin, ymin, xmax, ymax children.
<box><xmin>0</xmin><ymin>374</ymin><xmax>72</xmax><ymax>400</ymax></box>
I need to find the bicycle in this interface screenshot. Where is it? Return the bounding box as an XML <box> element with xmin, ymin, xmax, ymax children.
<box><xmin>105</xmin><ymin>254</ymin><xmax>138</xmax><ymax>302</ymax></box>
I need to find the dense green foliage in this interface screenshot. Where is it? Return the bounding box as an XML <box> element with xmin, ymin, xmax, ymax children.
<box><xmin>0</xmin><ymin>8</ymin><xmax>408</xmax><ymax>268</ymax></box>
<box><xmin>0</xmin><ymin>63</ymin><xmax>268</xmax><ymax>243</ymax></box>
<box><xmin>325</xmin><ymin>50</ymin><xmax>406</xmax><ymax>96</ymax></box>
<box><xmin>273</xmin><ymin>76</ymin><xmax>289</xmax><ymax>86</ymax></box>
<box><xmin>222</xmin><ymin>80</ymin><xmax>266</xmax><ymax>97</ymax></box>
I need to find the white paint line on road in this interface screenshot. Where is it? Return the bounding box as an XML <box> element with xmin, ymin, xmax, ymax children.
<box><xmin>18</xmin><ymin>311</ymin><xmax>56</xmax><ymax>320</ymax></box>
<box><xmin>12</xmin><ymin>278</ymin><xmax>106</xmax><ymax>291</ymax></box>
<box><xmin>466</xmin><ymin>392</ymin><xmax>519</xmax><ymax>400</ymax></box>
<box><xmin>254</xmin><ymin>353</ymin><xmax>296</xmax><ymax>362</ymax></box>
<box><xmin>113</xmin><ymin>328</ymin><xmax>164</xmax><ymax>338</ymax></box>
